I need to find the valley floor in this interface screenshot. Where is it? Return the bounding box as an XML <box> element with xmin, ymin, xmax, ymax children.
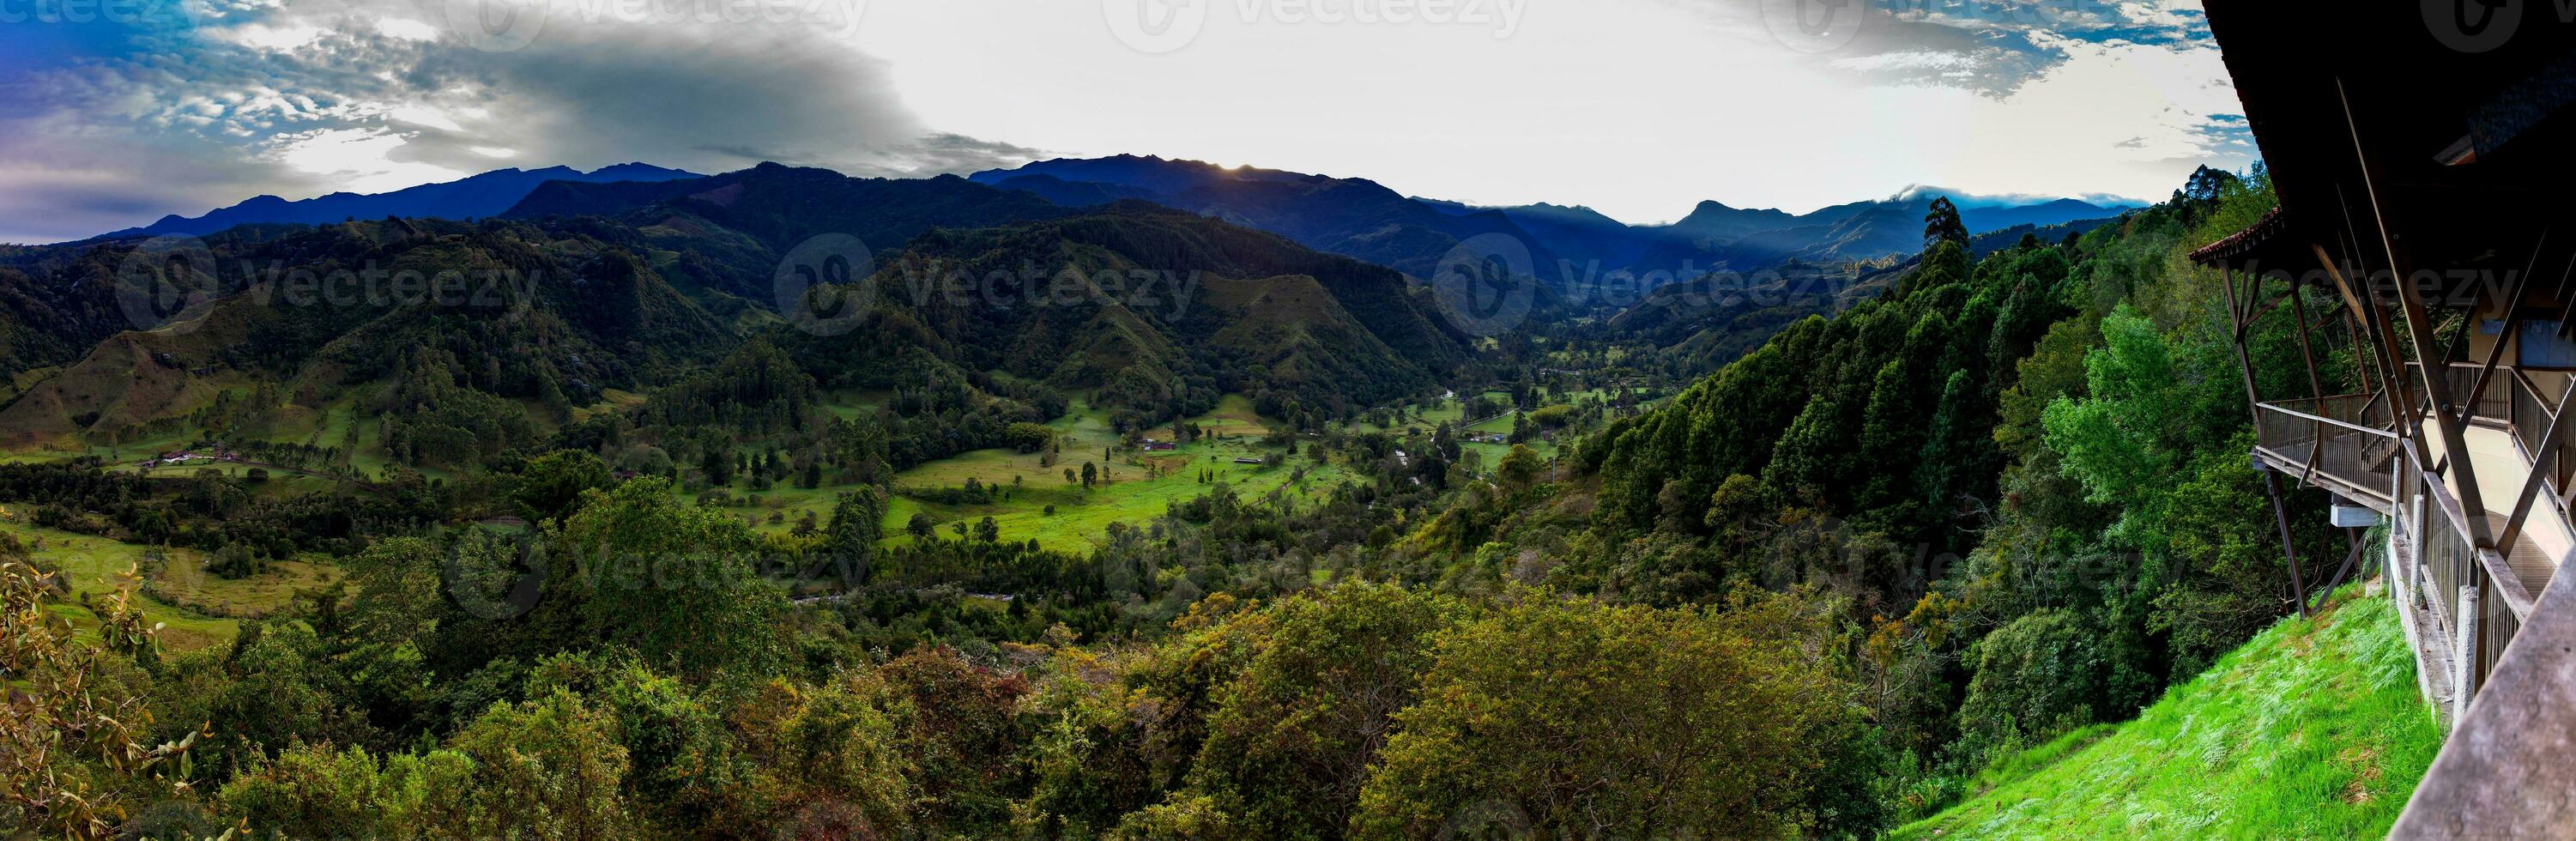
<box><xmin>1893</xmin><ymin>586</ymin><xmax>2441</xmax><ymax>839</ymax></box>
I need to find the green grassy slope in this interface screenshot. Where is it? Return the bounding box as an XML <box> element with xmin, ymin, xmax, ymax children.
<box><xmin>1894</xmin><ymin>590</ymin><xmax>2442</xmax><ymax>839</ymax></box>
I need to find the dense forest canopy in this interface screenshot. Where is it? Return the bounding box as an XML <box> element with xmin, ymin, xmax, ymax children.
<box><xmin>0</xmin><ymin>163</ymin><xmax>2389</xmax><ymax>838</ymax></box>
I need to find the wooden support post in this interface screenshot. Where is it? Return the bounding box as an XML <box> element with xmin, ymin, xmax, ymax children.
<box><xmin>2222</xmin><ymin>265</ymin><xmax>2313</xmax><ymax>619</ymax></box>
<box><xmin>2456</xmin><ymin>582</ymin><xmax>2481</xmax><ymax>714</ymax></box>
<box><xmin>2265</xmin><ymin>469</ymin><xmax>2313</xmax><ymax>620</ymax></box>
<box><xmin>2309</xmin><ymin>527</ymin><xmax>2368</xmax><ymax>614</ymax></box>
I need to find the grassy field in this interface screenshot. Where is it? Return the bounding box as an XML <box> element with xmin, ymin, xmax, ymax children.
<box><xmin>1892</xmin><ymin>587</ymin><xmax>2441</xmax><ymax>839</ymax></box>
<box><xmin>3</xmin><ymin>520</ymin><xmax>338</xmax><ymax>654</ymax></box>
<box><xmin>684</xmin><ymin>397</ymin><xmax>1351</xmax><ymax>554</ymax></box>
<box><xmin>874</xmin><ymin>396</ymin><xmax>1351</xmax><ymax>554</ymax></box>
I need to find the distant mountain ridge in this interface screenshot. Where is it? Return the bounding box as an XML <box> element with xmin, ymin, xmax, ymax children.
<box><xmin>91</xmin><ymin>154</ymin><xmax>2138</xmax><ymax>308</ymax></box>
<box><xmin>970</xmin><ymin>155</ymin><xmax>2139</xmax><ymax>287</ymax></box>
<box><xmin>90</xmin><ymin>163</ymin><xmax>702</xmax><ymax>242</ymax></box>
<box><xmin>972</xmin><ymin>154</ymin><xmax>1573</xmax><ymax>287</ymax></box>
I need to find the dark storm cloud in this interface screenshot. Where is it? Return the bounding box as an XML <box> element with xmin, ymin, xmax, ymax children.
<box><xmin>0</xmin><ymin>0</ymin><xmax>1039</xmax><ymax>243</ymax></box>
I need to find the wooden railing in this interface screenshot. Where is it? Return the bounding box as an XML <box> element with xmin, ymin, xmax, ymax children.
<box><xmin>2506</xmin><ymin>368</ymin><xmax>2576</xmax><ymax>505</ymax></box>
<box><xmin>2392</xmin><ymin>438</ymin><xmax>2542</xmax><ymax>715</ymax></box>
<box><xmin>2262</xmin><ymin>366</ymin><xmax>2563</xmax><ymax>715</ymax></box>
<box><xmin>2252</xmin><ymin>393</ymin><xmax>2399</xmax><ymax>506</ymax></box>
<box><xmin>2407</xmin><ymin>361</ymin><xmax>2517</xmax><ymax>424</ymax></box>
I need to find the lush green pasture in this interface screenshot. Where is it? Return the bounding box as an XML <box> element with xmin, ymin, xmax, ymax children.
<box><xmin>684</xmin><ymin>397</ymin><xmax>1347</xmax><ymax>554</ymax></box>
<box><xmin>3</xmin><ymin>520</ymin><xmax>342</xmax><ymax>654</ymax></box>
<box><xmin>1892</xmin><ymin>589</ymin><xmax>2441</xmax><ymax>840</ymax></box>
<box><xmin>878</xmin><ymin>397</ymin><xmax>1346</xmax><ymax>554</ymax></box>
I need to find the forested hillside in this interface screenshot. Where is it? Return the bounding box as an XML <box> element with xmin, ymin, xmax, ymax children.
<box><xmin>0</xmin><ymin>164</ymin><xmax>2409</xmax><ymax>838</ymax></box>
<box><xmin>1411</xmin><ymin>166</ymin><xmax>2367</xmax><ymax>820</ymax></box>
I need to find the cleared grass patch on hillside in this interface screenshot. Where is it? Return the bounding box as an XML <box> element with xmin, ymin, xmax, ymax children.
<box><xmin>3</xmin><ymin>520</ymin><xmax>339</xmax><ymax>654</ymax></box>
<box><xmin>1893</xmin><ymin>590</ymin><xmax>2440</xmax><ymax>840</ymax></box>
<box><xmin>697</xmin><ymin>397</ymin><xmax>1348</xmax><ymax>554</ymax></box>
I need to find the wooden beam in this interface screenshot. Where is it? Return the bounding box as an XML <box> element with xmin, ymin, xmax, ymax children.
<box><xmin>2341</xmin><ymin>77</ymin><xmax>2497</xmax><ymax>550</ymax></box>
<box><xmin>2237</xmin><ymin>287</ymin><xmax>2294</xmax><ymax>343</ymax></box>
<box><xmin>2496</xmin><ymin>370</ymin><xmax>2576</xmax><ymax>553</ymax></box>
<box><xmin>2317</xmin><ymin>244</ymin><xmax>2421</xmax><ymax>438</ymax></box>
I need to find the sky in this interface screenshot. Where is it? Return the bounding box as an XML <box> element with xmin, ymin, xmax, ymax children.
<box><xmin>0</xmin><ymin>0</ymin><xmax>2252</xmax><ymax>244</ymax></box>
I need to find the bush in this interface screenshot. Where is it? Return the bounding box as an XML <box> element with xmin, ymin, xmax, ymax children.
<box><xmin>209</xmin><ymin>542</ymin><xmax>266</xmax><ymax>579</ymax></box>
<box><xmin>1954</xmin><ymin>609</ymin><xmax>2104</xmax><ymax>763</ymax></box>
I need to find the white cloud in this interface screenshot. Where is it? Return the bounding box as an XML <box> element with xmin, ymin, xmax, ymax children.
<box><xmin>215</xmin><ymin>23</ymin><xmax>328</xmax><ymax>51</ymax></box>
<box><xmin>1831</xmin><ymin>50</ymin><xmax>1977</xmax><ymax>73</ymax></box>
<box><xmin>265</xmin><ymin>126</ymin><xmax>471</xmax><ymax>193</ymax></box>
<box><xmin>0</xmin><ymin>0</ymin><xmax>2246</xmax><ymax>242</ymax></box>
<box><xmin>374</xmin><ymin>17</ymin><xmax>440</xmax><ymax>41</ymax></box>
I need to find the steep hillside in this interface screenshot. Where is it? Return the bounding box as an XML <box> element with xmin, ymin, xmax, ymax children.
<box><xmin>777</xmin><ymin>204</ymin><xmax>1472</xmax><ymax>427</ymax></box>
<box><xmin>970</xmin><ymin>154</ymin><xmax>1570</xmax><ymax>285</ymax></box>
<box><xmin>1894</xmin><ymin>590</ymin><xmax>2441</xmax><ymax>839</ymax></box>
<box><xmin>0</xmin><ymin>218</ymin><xmax>740</xmax><ymax>451</ymax></box>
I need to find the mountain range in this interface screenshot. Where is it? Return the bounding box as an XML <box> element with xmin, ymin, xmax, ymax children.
<box><xmin>75</xmin><ymin>155</ymin><xmax>2135</xmax><ymax>296</ymax></box>
<box><xmin>0</xmin><ymin>163</ymin><xmax>1465</xmax><ymax>445</ymax></box>
<box><xmin>968</xmin><ymin>155</ymin><xmax>2137</xmax><ymax>293</ymax></box>
<box><xmin>90</xmin><ymin>163</ymin><xmax>702</xmax><ymax>242</ymax></box>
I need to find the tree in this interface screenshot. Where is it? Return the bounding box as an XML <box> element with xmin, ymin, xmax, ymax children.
<box><xmin>1924</xmin><ymin>196</ymin><xmax>1968</xmax><ymax>248</ymax></box>
<box><xmin>2</xmin><ymin>554</ymin><xmax>203</xmax><ymax>839</ymax></box>
<box><xmin>1954</xmin><ymin>608</ymin><xmax>2104</xmax><ymax>760</ymax></box>
<box><xmin>1497</xmin><ymin>444</ymin><xmax>1544</xmax><ymax>490</ymax></box>
<box><xmin>701</xmin><ymin>447</ymin><xmax>734</xmax><ymax>486</ymax></box>
<box><xmin>908</xmin><ymin>512</ymin><xmax>936</xmax><ymax>540</ymax></box>
<box><xmin>555</xmin><ymin>479</ymin><xmax>786</xmax><ymax>676</ymax></box>
<box><xmin>825</xmin><ymin>487</ymin><xmax>886</xmax><ymax>556</ymax></box>
<box><xmin>1081</xmin><ymin>462</ymin><xmax>1098</xmax><ymax>489</ymax></box>
<box><xmin>1354</xmin><ymin>594</ymin><xmax>1859</xmax><ymax>838</ymax></box>
<box><xmin>446</xmin><ymin>689</ymin><xmax>638</xmax><ymax>838</ymax></box>
<box><xmin>1167</xmin><ymin>584</ymin><xmax>1466</xmax><ymax>836</ymax></box>
<box><xmin>517</xmin><ymin>449</ymin><xmax>614</xmax><ymax>523</ymax></box>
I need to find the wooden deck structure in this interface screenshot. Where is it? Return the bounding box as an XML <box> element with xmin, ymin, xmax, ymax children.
<box><xmin>2194</xmin><ymin>2</ymin><xmax>2576</xmax><ymax>833</ymax></box>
